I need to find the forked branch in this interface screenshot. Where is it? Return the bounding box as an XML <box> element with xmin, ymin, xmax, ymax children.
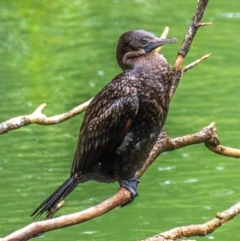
<box><xmin>1</xmin><ymin>122</ymin><xmax>240</xmax><ymax>241</ymax></box>
<box><xmin>2</xmin><ymin>0</ymin><xmax>240</xmax><ymax>241</ymax></box>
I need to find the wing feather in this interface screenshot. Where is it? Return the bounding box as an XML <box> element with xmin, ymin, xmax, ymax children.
<box><xmin>71</xmin><ymin>77</ymin><xmax>139</xmax><ymax>174</ymax></box>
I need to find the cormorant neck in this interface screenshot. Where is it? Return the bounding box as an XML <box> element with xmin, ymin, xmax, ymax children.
<box><xmin>119</xmin><ymin>51</ymin><xmax>162</xmax><ymax>71</ymax></box>
<box><xmin>119</xmin><ymin>49</ymin><xmax>145</xmax><ymax>70</ymax></box>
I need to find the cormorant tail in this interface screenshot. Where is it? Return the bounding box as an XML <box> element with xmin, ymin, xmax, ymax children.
<box><xmin>31</xmin><ymin>175</ymin><xmax>80</xmax><ymax>219</ymax></box>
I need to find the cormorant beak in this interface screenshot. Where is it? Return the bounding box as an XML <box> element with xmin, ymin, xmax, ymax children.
<box><xmin>143</xmin><ymin>37</ymin><xmax>177</xmax><ymax>53</ymax></box>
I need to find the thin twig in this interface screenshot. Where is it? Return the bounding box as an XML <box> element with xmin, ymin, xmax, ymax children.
<box><xmin>174</xmin><ymin>0</ymin><xmax>210</xmax><ymax>68</ymax></box>
<box><xmin>198</xmin><ymin>22</ymin><xmax>212</xmax><ymax>26</ymax></box>
<box><xmin>155</xmin><ymin>26</ymin><xmax>170</xmax><ymax>53</ymax></box>
<box><xmin>0</xmin><ymin>99</ymin><xmax>92</xmax><ymax>135</ymax></box>
<box><xmin>183</xmin><ymin>53</ymin><xmax>212</xmax><ymax>72</ymax></box>
<box><xmin>170</xmin><ymin>0</ymin><xmax>210</xmax><ymax>100</ymax></box>
<box><xmin>206</xmin><ymin>143</ymin><xmax>240</xmax><ymax>158</ymax></box>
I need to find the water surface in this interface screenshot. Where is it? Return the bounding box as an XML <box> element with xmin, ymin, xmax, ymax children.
<box><xmin>1</xmin><ymin>1</ymin><xmax>240</xmax><ymax>240</ymax></box>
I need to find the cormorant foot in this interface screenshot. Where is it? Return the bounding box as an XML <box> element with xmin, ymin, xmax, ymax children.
<box><xmin>120</xmin><ymin>177</ymin><xmax>140</xmax><ymax>207</ymax></box>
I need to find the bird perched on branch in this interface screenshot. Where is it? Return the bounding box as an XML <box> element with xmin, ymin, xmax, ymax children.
<box><xmin>31</xmin><ymin>29</ymin><xmax>177</xmax><ymax>218</ymax></box>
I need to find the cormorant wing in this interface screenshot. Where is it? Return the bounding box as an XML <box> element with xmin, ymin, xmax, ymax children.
<box><xmin>71</xmin><ymin>74</ymin><xmax>139</xmax><ymax>175</ymax></box>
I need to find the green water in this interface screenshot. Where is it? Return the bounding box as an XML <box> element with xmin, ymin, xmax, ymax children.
<box><xmin>1</xmin><ymin>0</ymin><xmax>240</xmax><ymax>240</ymax></box>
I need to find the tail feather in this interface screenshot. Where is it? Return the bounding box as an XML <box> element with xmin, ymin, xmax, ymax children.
<box><xmin>31</xmin><ymin>176</ymin><xmax>79</xmax><ymax>219</ymax></box>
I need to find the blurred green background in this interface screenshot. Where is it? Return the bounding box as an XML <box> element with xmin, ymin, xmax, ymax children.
<box><xmin>1</xmin><ymin>0</ymin><xmax>240</xmax><ymax>240</ymax></box>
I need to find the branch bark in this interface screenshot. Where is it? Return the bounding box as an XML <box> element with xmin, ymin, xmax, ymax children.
<box><xmin>142</xmin><ymin>201</ymin><xmax>240</xmax><ymax>241</ymax></box>
<box><xmin>2</xmin><ymin>0</ymin><xmax>240</xmax><ymax>241</ymax></box>
<box><xmin>0</xmin><ymin>99</ymin><xmax>92</xmax><ymax>135</ymax></box>
<box><xmin>1</xmin><ymin>122</ymin><xmax>240</xmax><ymax>241</ymax></box>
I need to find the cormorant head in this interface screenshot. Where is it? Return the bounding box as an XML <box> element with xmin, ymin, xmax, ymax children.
<box><xmin>116</xmin><ymin>29</ymin><xmax>177</xmax><ymax>70</ymax></box>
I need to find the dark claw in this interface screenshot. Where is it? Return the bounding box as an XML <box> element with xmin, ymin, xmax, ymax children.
<box><xmin>120</xmin><ymin>177</ymin><xmax>140</xmax><ymax>206</ymax></box>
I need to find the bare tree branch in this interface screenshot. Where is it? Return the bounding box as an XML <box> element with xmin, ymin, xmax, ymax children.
<box><xmin>155</xmin><ymin>26</ymin><xmax>170</xmax><ymax>53</ymax></box>
<box><xmin>0</xmin><ymin>26</ymin><xmax>170</xmax><ymax>136</ymax></box>
<box><xmin>135</xmin><ymin>122</ymin><xmax>218</xmax><ymax>178</ymax></box>
<box><xmin>183</xmin><ymin>53</ymin><xmax>212</xmax><ymax>72</ymax></box>
<box><xmin>0</xmin><ymin>188</ymin><xmax>132</xmax><ymax>241</ymax></box>
<box><xmin>142</xmin><ymin>201</ymin><xmax>240</xmax><ymax>241</ymax></box>
<box><xmin>0</xmin><ymin>0</ymin><xmax>210</xmax><ymax>135</ymax></box>
<box><xmin>1</xmin><ymin>121</ymin><xmax>240</xmax><ymax>241</ymax></box>
<box><xmin>2</xmin><ymin>0</ymin><xmax>240</xmax><ymax>241</ymax></box>
<box><xmin>175</xmin><ymin>0</ymin><xmax>210</xmax><ymax>66</ymax></box>
<box><xmin>206</xmin><ymin>143</ymin><xmax>240</xmax><ymax>158</ymax></box>
<box><xmin>171</xmin><ymin>0</ymin><xmax>210</xmax><ymax>99</ymax></box>
<box><xmin>0</xmin><ymin>99</ymin><xmax>92</xmax><ymax>135</ymax></box>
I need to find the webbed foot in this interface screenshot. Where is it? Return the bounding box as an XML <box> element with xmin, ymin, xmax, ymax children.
<box><xmin>120</xmin><ymin>177</ymin><xmax>140</xmax><ymax>206</ymax></box>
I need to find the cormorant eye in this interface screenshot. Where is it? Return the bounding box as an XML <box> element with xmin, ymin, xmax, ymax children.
<box><xmin>140</xmin><ymin>39</ymin><xmax>148</xmax><ymax>45</ymax></box>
